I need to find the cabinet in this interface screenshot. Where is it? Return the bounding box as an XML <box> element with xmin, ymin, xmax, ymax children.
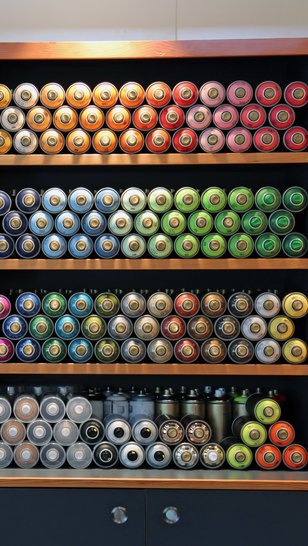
<box><xmin>0</xmin><ymin>38</ymin><xmax>308</xmax><ymax>528</ymax></box>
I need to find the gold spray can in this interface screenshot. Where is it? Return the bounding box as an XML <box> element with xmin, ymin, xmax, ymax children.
<box><xmin>92</xmin><ymin>129</ymin><xmax>118</xmax><ymax>154</ymax></box>
<box><xmin>66</xmin><ymin>82</ymin><xmax>92</xmax><ymax>109</ymax></box>
<box><xmin>27</xmin><ymin>107</ymin><xmax>52</xmax><ymax>132</ymax></box>
<box><xmin>53</xmin><ymin>106</ymin><xmax>78</xmax><ymax>132</ymax></box>
<box><xmin>79</xmin><ymin>106</ymin><xmax>104</xmax><ymax>132</ymax></box>
<box><xmin>66</xmin><ymin>129</ymin><xmax>91</xmax><ymax>154</ymax></box>
<box><xmin>39</xmin><ymin>129</ymin><xmax>65</xmax><ymax>154</ymax></box>
<box><xmin>40</xmin><ymin>83</ymin><xmax>65</xmax><ymax>109</ymax></box>
<box><xmin>0</xmin><ymin>84</ymin><xmax>12</xmax><ymax>109</ymax></box>
<box><xmin>268</xmin><ymin>316</ymin><xmax>295</xmax><ymax>341</ymax></box>
<box><xmin>0</xmin><ymin>130</ymin><xmax>12</xmax><ymax>154</ymax></box>
<box><xmin>93</xmin><ymin>82</ymin><xmax>118</xmax><ymax>108</ymax></box>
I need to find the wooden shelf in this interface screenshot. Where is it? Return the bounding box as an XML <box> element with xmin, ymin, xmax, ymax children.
<box><xmin>1</xmin><ymin>38</ymin><xmax>308</xmax><ymax>60</ymax></box>
<box><xmin>0</xmin><ymin>363</ymin><xmax>307</xmax><ymax>375</ymax></box>
<box><xmin>0</xmin><ymin>258</ymin><xmax>307</xmax><ymax>271</ymax></box>
<box><xmin>0</xmin><ymin>152</ymin><xmax>308</xmax><ymax>167</ymax></box>
<box><xmin>0</xmin><ymin>469</ymin><xmax>307</xmax><ymax>490</ymax></box>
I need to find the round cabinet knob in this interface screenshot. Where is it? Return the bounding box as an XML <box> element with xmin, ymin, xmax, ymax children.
<box><xmin>163</xmin><ymin>506</ymin><xmax>180</xmax><ymax>524</ymax></box>
<box><xmin>111</xmin><ymin>506</ymin><xmax>128</xmax><ymax>524</ymax></box>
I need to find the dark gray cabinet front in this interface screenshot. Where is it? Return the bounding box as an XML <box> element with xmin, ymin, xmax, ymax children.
<box><xmin>146</xmin><ymin>490</ymin><xmax>307</xmax><ymax>546</ymax></box>
<box><xmin>0</xmin><ymin>488</ymin><xmax>145</xmax><ymax>546</ymax></box>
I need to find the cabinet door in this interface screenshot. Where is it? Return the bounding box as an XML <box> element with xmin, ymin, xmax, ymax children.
<box><xmin>146</xmin><ymin>490</ymin><xmax>307</xmax><ymax>546</ymax></box>
<box><xmin>0</xmin><ymin>488</ymin><xmax>145</xmax><ymax>546</ymax></box>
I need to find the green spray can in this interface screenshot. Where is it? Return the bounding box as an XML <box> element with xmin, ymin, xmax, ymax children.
<box><xmin>134</xmin><ymin>210</ymin><xmax>160</xmax><ymax>237</ymax></box>
<box><xmin>42</xmin><ymin>338</ymin><xmax>67</xmax><ymax>363</ymax></box>
<box><xmin>161</xmin><ymin>210</ymin><xmax>186</xmax><ymax>236</ymax></box>
<box><xmin>201</xmin><ymin>234</ymin><xmax>227</xmax><ymax>258</ymax></box>
<box><xmin>174</xmin><ymin>233</ymin><xmax>200</xmax><ymax>258</ymax></box>
<box><xmin>241</xmin><ymin>210</ymin><xmax>267</xmax><ymax>235</ymax></box>
<box><xmin>81</xmin><ymin>315</ymin><xmax>106</xmax><ymax>340</ymax></box>
<box><xmin>221</xmin><ymin>437</ymin><xmax>253</xmax><ymax>470</ymax></box>
<box><xmin>94</xmin><ymin>292</ymin><xmax>120</xmax><ymax>318</ymax></box>
<box><xmin>201</xmin><ymin>187</ymin><xmax>227</xmax><ymax>213</ymax></box>
<box><xmin>282</xmin><ymin>233</ymin><xmax>308</xmax><ymax>257</ymax></box>
<box><xmin>232</xmin><ymin>417</ymin><xmax>267</xmax><ymax>448</ymax></box>
<box><xmin>228</xmin><ymin>233</ymin><xmax>254</xmax><ymax>258</ymax></box>
<box><xmin>255</xmin><ymin>186</ymin><xmax>281</xmax><ymax>213</ymax></box>
<box><xmin>108</xmin><ymin>210</ymin><xmax>133</xmax><ymax>236</ymax></box>
<box><xmin>228</xmin><ymin>187</ymin><xmax>254</xmax><ymax>213</ymax></box>
<box><xmin>147</xmin><ymin>187</ymin><xmax>173</xmax><ymax>214</ymax></box>
<box><xmin>282</xmin><ymin>186</ymin><xmax>308</xmax><ymax>213</ymax></box>
<box><xmin>94</xmin><ymin>339</ymin><xmax>120</xmax><ymax>363</ymax></box>
<box><xmin>174</xmin><ymin>187</ymin><xmax>200</xmax><ymax>213</ymax></box>
<box><xmin>121</xmin><ymin>234</ymin><xmax>147</xmax><ymax>258</ymax></box>
<box><xmin>147</xmin><ymin>233</ymin><xmax>173</xmax><ymax>258</ymax></box>
<box><xmin>232</xmin><ymin>389</ymin><xmax>250</xmax><ymax>419</ymax></box>
<box><xmin>42</xmin><ymin>292</ymin><xmax>67</xmax><ymax>318</ymax></box>
<box><xmin>29</xmin><ymin>315</ymin><xmax>54</xmax><ymax>340</ymax></box>
<box><xmin>255</xmin><ymin>233</ymin><xmax>281</xmax><ymax>258</ymax></box>
<box><xmin>188</xmin><ymin>211</ymin><xmax>213</xmax><ymax>236</ymax></box>
<box><xmin>269</xmin><ymin>209</ymin><xmax>295</xmax><ymax>235</ymax></box>
<box><xmin>214</xmin><ymin>210</ymin><xmax>240</xmax><ymax>236</ymax></box>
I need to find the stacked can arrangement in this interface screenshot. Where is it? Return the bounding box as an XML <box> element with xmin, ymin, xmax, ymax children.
<box><xmin>0</xmin><ymin>384</ymin><xmax>305</xmax><ymax>471</ymax></box>
<box><xmin>0</xmin><ymin>288</ymin><xmax>307</xmax><ymax>364</ymax></box>
<box><xmin>0</xmin><ymin>80</ymin><xmax>307</xmax><ymax>155</ymax></box>
<box><xmin>0</xmin><ymin>185</ymin><xmax>307</xmax><ymax>260</ymax></box>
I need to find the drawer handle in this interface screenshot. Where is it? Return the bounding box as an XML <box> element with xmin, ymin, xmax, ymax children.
<box><xmin>163</xmin><ymin>506</ymin><xmax>180</xmax><ymax>524</ymax></box>
<box><xmin>111</xmin><ymin>506</ymin><xmax>128</xmax><ymax>524</ymax></box>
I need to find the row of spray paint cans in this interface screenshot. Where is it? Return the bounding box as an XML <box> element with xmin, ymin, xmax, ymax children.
<box><xmin>0</xmin><ymin>384</ymin><xmax>305</xmax><ymax>470</ymax></box>
<box><xmin>0</xmin><ymin>185</ymin><xmax>307</xmax><ymax>259</ymax></box>
<box><xmin>0</xmin><ymin>81</ymin><xmax>307</xmax><ymax>154</ymax></box>
<box><xmin>0</xmin><ymin>289</ymin><xmax>307</xmax><ymax>364</ymax></box>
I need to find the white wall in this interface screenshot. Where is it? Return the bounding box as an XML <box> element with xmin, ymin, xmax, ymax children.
<box><xmin>1</xmin><ymin>0</ymin><xmax>308</xmax><ymax>41</ymax></box>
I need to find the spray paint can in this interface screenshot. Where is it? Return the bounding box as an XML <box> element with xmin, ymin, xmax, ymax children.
<box><xmin>200</xmin><ymin>443</ymin><xmax>225</xmax><ymax>468</ymax></box>
<box><xmin>232</xmin><ymin>416</ymin><xmax>267</xmax><ymax>447</ymax></box>
<box><xmin>67</xmin><ymin>443</ymin><xmax>93</xmax><ymax>469</ymax></box>
<box><xmin>255</xmin><ymin>444</ymin><xmax>282</xmax><ymax>470</ymax></box>
<box><xmin>269</xmin><ymin>421</ymin><xmax>295</xmax><ymax>447</ymax></box>
<box><xmin>29</xmin><ymin>210</ymin><xmax>54</xmax><ymax>237</ymax></box>
<box><xmin>13</xmin><ymin>395</ymin><xmax>39</xmax><ymax>423</ymax></box>
<box><xmin>121</xmin><ymin>187</ymin><xmax>147</xmax><ymax>214</ymax></box>
<box><xmin>66</xmin><ymin>396</ymin><xmax>92</xmax><ymax>423</ymax></box>
<box><xmin>68</xmin><ymin>338</ymin><xmax>93</xmax><ymax>363</ymax></box>
<box><xmin>119</xmin><ymin>442</ymin><xmax>145</xmax><ymax>468</ymax></box>
<box><xmin>201</xmin><ymin>338</ymin><xmax>227</xmax><ymax>363</ymax></box>
<box><xmin>108</xmin><ymin>315</ymin><xmax>133</xmax><ymax>340</ymax></box>
<box><xmin>181</xmin><ymin>414</ymin><xmax>211</xmax><ymax>445</ymax></box>
<box><xmin>66</xmin><ymin>82</ymin><xmax>92</xmax><ymax>109</ymax></box>
<box><xmin>16</xmin><ymin>338</ymin><xmax>41</xmax><ymax>362</ymax></box>
<box><xmin>201</xmin><ymin>187</ymin><xmax>227</xmax><ymax>213</ymax></box>
<box><xmin>95</xmin><ymin>188</ymin><xmax>120</xmax><ymax>214</ymax></box>
<box><xmin>199</xmin><ymin>81</ymin><xmax>225</xmax><ymax>107</ymax></box>
<box><xmin>14</xmin><ymin>443</ymin><xmax>39</xmax><ymax>469</ymax></box>
<box><xmin>0</xmin><ymin>396</ymin><xmax>11</xmax><ymax>423</ymax></box>
<box><xmin>147</xmin><ymin>292</ymin><xmax>173</xmax><ymax>318</ymax></box>
<box><xmin>221</xmin><ymin>437</ymin><xmax>253</xmax><ymax>470</ymax></box>
<box><xmin>226</xmin><ymin>128</ymin><xmax>252</xmax><ymax>152</ymax></box>
<box><xmin>283</xmin><ymin>444</ymin><xmax>308</xmax><ymax>470</ymax></box>
<box><xmin>253</xmin><ymin>127</ymin><xmax>280</xmax><ymax>152</ymax></box>
<box><xmin>228</xmin><ymin>338</ymin><xmax>254</xmax><ymax>364</ymax></box>
<box><xmin>119</xmin><ymin>129</ymin><xmax>144</xmax><ymax>154</ymax></box>
<box><xmin>42</xmin><ymin>292</ymin><xmax>67</xmax><ymax>317</ymax></box>
<box><xmin>55</xmin><ymin>314</ymin><xmax>80</xmax><ymax>340</ymax></box>
<box><xmin>147</xmin><ymin>338</ymin><xmax>173</xmax><ymax>363</ymax></box>
<box><xmin>201</xmin><ymin>292</ymin><xmax>226</xmax><ymax>318</ymax></box>
<box><xmin>93</xmin><ymin>82</ymin><xmax>118</xmax><ymax>108</ymax></box>
<box><xmin>147</xmin><ymin>233</ymin><xmax>173</xmax><ymax>258</ymax></box>
<box><xmin>284</xmin><ymin>126</ymin><xmax>308</xmax><ymax>151</ymax></box>
<box><xmin>255</xmin><ymin>291</ymin><xmax>281</xmax><ymax>318</ymax></box>
<box><xmin>42</xmin><ymin>234</ymin><xmax>67</xmax><ymax>259</ymax></box>
<box><xmin>40</xmin><ymin>443</ymin><xmax>66</xmax><ymax>469</ymax></box>
<box><xmin>180</xmin><ymin>389</ymin><xmax>205</xmax><ymax>419</ymax></box>
<box><xmin>104</xmin><ymin>415</ymin><xmax>131</xmax><ymax>445</ymax></box>
<box><xmin>228</xmin><ymin>292</ymin><xmax>254</xmax><ymax>318</ymax></box>
<box><xmin>147</xmin><ymin>187</ymin><xmax>173</xmax><ymax>214</ymax></box>
<box><xmin>240</xmin><ymin>103</ymin><xmax>266</xmax><ymax>129</ymax></box>
<box><xmin>27</xmin><ymin>420</ymin><xmax>53</xmax><ymax>446</ymax></box>
<box><xmin>282</xmin><ymin>292</ymin><xmax>308</xmax><ymax>319</ymax></box>
<box><xmin>214</xmin><ymin>315</ymin><xmax>241</xmax><ymax>341</ymax></box>
<box><xmin>40</xmin><ymin>395</ymin><xmax>66</xmax><ymax>423</ymax></box>
<box><xmin>268</xmin><ymin>315</ymin><xmax>295</xmax><ymax>341</ymax></box>
<box><xmin>187</xmin><ymin>315</ymin><xmax>213</xmax><ymax>341</ymax></box>
<box><xmin>79</xmin><ymin>419</ymin><xmax>105</xmax><ymax>445</ymax></box>
<box><xmin>173</xmin><ymin>443</ymin><xmax>199</xmax><ymax>468</ymax></box>
<box><xmin>171</xmin><ymin>127</ymin><xmax>197</xmax><ymax>152</ymax></box>
<box><xmin>129</xmin><ymin>391</ymin><xmax>155</xmax><ymax>420</ymax></box>
<box><xmin>103</xmin><ymin>390</ymin><xmax>129</xmax><ymax>419</ymax></box>
<box><xmin>130</xmin><ymin>416</ymin><xmax>158</xmax><ymax>445</ymax></box>
<box><xmin>146</xmin><ymin>442</ymin><xmax>172</xmax><ymax>468</ymax></box>
<box><xmin>0</xmin><ymin>234</ymin><xmax>14</xmax><ymax>258</ymax></box>
<box><xmin>0</xmin><ymin>294</ymin><xmax>11</xmax><ymax>320</ymax></box>
<box><xmin>232</xmin><ymin>389</ymin><xmax>250</xmax><ymax>419</ymax></box>
<box><xmin>121</xmin><ymin>291</ymin><xmax>146</xmax><ymax>318</ymax></box>
<box><xmin>121</xmin><ymin>338</ymin><xmax>146</xmax><ymax>363</ymax></box>
<box><xmin>269</xmin><ymin>104</ymin><xmax>295</xmax><ymax>130</ymax></box>
<box><xmin>93</xmin><ymin>442</ymin><xmax>118</xmax><ymax>468</ymax></box>
<box><xmin>134</xmin><ymin>315</ymin><xmax>160</xmax><ymax>340</ymax></box>
<box><xmin>282</xmin><ymin>338</ymin><xmax>308</xmax><ymax>364</ymax></box>
<box><xmin>55</xmin><ymin>210</ymin><xmax>80</xmax><ymax>236</ymax></box>
<box><xmin>0</xmin><ymin>84</ymin><xmax>12</xmax><ymax>109</ymax></box>
<box><xmin>119</xmin><ymin>82</ymin><xmax>144</xmax><ymax>108</ymax></box>
<box><xmin>42</xmin><ymin>188</ymin><xmax>67</xmax><ymax>214</ymax></box>
<box><xmin>145</xmin><ymin>128</ymin><xmax>171</xmax><ymax>153</ymax></box>
<box><xmin>40</xmin><ymin>82</ymin><xmax>65</xmax><ymax>109</ymax></box>
<box><xmin>79</xmin><ymin>105</ymin><xmax>104</xmax><ymax>132</ymax></box>
<box><xmin>156</xmin><ymin>414</ymin><xmax>184</xmax><ymax>445</ymax></box>
<box><xmin>213</xmin><ymin>104</ymin><xmax>239</xmax><ymax>130</ymax></box>
<box><xmin>3</xmin><ymin>211</ymin><xmax>28</xmax><ymax>236</ymax></box>
<box><xmin>1</xmin><ymin>106</ymin><xmax>25</xmax><ymax>132</ymax></box>
<box><xmin>1</xmin><ymin>419</ymin><xmax>26</xmax><ymax>445</ymax></box>
<box><xmin>3</xmin><ymin>315</ymin><xmax>28</xmax><ymax>340</ymax></box>
<box><xmin>186</xmin><ymin>104</ymin><xmax>212</xmax><ymax>130</ymax></box>
<box><xmin>161</xmin><ymin>210</ymin><xmax>186</xmax><ymax>236</ymax></box>
<box><xmin>135</xmin><ymin>210</ymin><xmax>159</xmax><ymax>237</ymax></box>
<box><xmin>282</xmin><ymin>233</ymin><xmax>308</xmax><ymax>258</ymax></box>
<box><xmin>68</xmin><ymin>292</ymin><xmax>93</xmax><ymax>318</ymax></box>
<box><xmin>159</xmin><ymin>105</ymin><xmax>185</xmax><ymax>131</ymax></box>
<box><xmin>95</xmin><ymin>292</ymin><xmax>120</xmax><ymax>318</ymax></box>
<box><xmin>255</xmin><ymin>81</ymin><xmax>282</xmax><ymax>107</ymax></box>
<box><xmin>246</xmin><ymin>393</ymin><xmax>281</xmax><ymax>424</ymax></box>
<box><xmin>14</xmin><ymin>129</ymin><xmax>38</xmax><ymax>154</ymax></box>
<box><xmin>282</xmin><ymin>186</ymin><xmax>308</xmax><ymax>213</ymax></box>
<box><xmin>155</xmin><ymin>388</ymin><xmax>179</xmax><ymax>419</ymax></box>
<box><xmin>132</xmin><ymin>105</ymin><xmax>158</xmax><ymax>131</ymax></box>
<box><xmin>0</xmin><ymin>443</ymin><xmax>13</xmax><ymax>468</ymax></box>
<box><xmin>0</xmin><ymin>191</ymin><xmax>12</xmax><ymax>216</ymax></box>
<box><xmin>255</xmin><ymin>338</ymin><xmax>281</xmax><ymax>364</ymax></box>
<box><xmin>0</xmin><ymin>339</ymin><xmax>14</xmax><ymax>362</ymax></box>
<box><xmin>227</xmin><ymin>80</ymin><xmax>253</xmax><ymax>106</ymax></box>
<box><xmin>121</xmin><ymin>234</ymin><xmax>146</xmax><ymax>258</ymax></box>
<box><xmin>241</xmin><ymin>210</ymin><xmax>267</xmax><ymax>235</ymax></box>
<box><xmin>206</xmin><ymin>389</ymin><xmax>232</xmax><ymax>443</ymax></box>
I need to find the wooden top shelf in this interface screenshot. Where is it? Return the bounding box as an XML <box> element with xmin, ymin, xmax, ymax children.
<box><xmin>1</xmin><ymin>153</ymin><xmax>308</xmax><ymax>167</ymax></box>
<box><xmin>1</xmin><ymin>38</ymin><xmax>308</xmax><ymax>59</ymax></box>
<box><xmin>0</xmin><ymin>258</ymin><xmax>307</xmax><ymax>270</ymax></box>
<box><xmin>0</xmin><ymin>469</ymin><xmax>307</xmax><ymax>490</ymax></box>
<box><xmin>0</xmin><ymin>363</ymin><xmax>307</xmax><ymax>375</ymax></box>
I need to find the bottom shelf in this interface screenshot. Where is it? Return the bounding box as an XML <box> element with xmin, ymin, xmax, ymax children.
<box><xmin>0</xmin><ymin>469</ymin><xmax>307</xmax><ymax>490</ymax></box>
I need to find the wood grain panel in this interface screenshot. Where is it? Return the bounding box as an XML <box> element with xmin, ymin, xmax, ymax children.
<box><xmin>0</xmin><ymin>39</ymin><xmax>308</xmax><ymax>60</ymax></box>
<box><xmin>0</xmin><ymin>153</ymin><xmax>307</xmax><ymax>166</ymax></box>
<box><xmin>0</xmin><ymin>259</ymin><xmax>306</xmax><ymax>270</ymax></box>
<box><xmin>0</xmin><ymin>363</ymin><xmax>307</xmax><ymax>375</ymax></box>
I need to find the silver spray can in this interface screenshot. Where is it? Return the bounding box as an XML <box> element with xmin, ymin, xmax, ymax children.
<box><xmin>241</xmin><ymin>315</ymin><xmax>267</xmax><ymax>341</ymax></box>
<box><xmin>147</xmin><ymin>338</ymin><xmax>174</xmax><ymax>363</ymax></box>
<box><xmin>104</xmin><ymin>414</ymin><xmax>131</xmax><ymax>445</ymax></box>
<box><xmin>147</xmin><ymin>292</ymin><xmax>173</xmax><ymax>318</ymax></box>
<box><xmin>66</xmin><ymin>396</ymin><xmax>92</xmax><ymax>423</ymax></box>
<box><xmin>27</xmin><ymin>419</ymin><xmax>53</xmax><ymax>446</ymax></box>
<box><xmin>173</xmin><ymin>442</ymin><xmax>199</xmax><ymax>469</ymax></box>
<box><xmin>119</xmin><ymin>442</ymin><xmax>145</xmax><ymax>469</ymax></box>
<box><xmin>129</xmin><ymin>390</ymin><xmax>155</xmax><ymax>419</ymax></box>
<box><xmin>107</xmin><ymin>315</ymin><xmax>134</xmax><ymax>340</ymax></box>
<box><xmin>121</xmin><ymin>291</ymin><xmax>146</xmax><ymax>318</ymax></box>
<box><xmin>103</xmin><ymin>391</ymin><xmax>129</xmax><ymax>419</ymax></box>
<box><xmin>134</xmin><ymin>315</ymin><xmax>160</xmax><ymax>341</ymax></box>
<box><xmin>146</xmin><ymin>442</ymin><xmax>172</xmax><ymax>468</ymax></box>
<box><xmin>40</xmin><ymin>394</ymin><xmax>66</xmax><ymax>423</ymax></box>
<box><xmin>87</xmin><ymin>388</ymin><xmax>104</xmax><ymax>421</ymax></box>
<box><xmin>67</xmin><ymin>442</ymin><xmax>93</xmax><ymax>469</ymax></box>
<box><xmin>40</xmin><ymin>442</ymin><xmax>66</xmax><ymax>469</ymax></box>
<box><xmin>206</xmin><ymin>389</ymin><xmax>232</xmax><ymax>443</ymax></box>
<box><xmin>53</xmin><ymin>419</ymin><xmax>79</xmax><ymax>446</ymax></box>
<box><xmin>130</xmin><ymin>415</ymin><xmax>158</xmax><ymax>445</ymax></box>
